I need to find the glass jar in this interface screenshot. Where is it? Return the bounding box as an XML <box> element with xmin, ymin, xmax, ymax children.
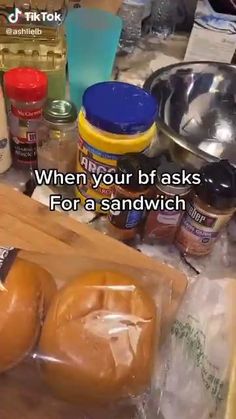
<box><xmin>144</xmin><ymin>162</ymin><xmax>191</xmax><ymax>244</ymax></box>
<box><xmin>175</xmin><ymin>160</ymin><xmax>236</xmax><ymax>256</ymax></box>
<box><xmin>37</xmin><ymin>99</ymin><xmax>78</xmax><ymax>176</ymax></box>
<box><xmin>107</xmin><ymin>153</ymin><xmax>153</xmax><ymax>242</ymax></box>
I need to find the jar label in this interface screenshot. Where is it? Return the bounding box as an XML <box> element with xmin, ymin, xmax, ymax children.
<box><xmin>78</xmin><ymin>136</ymin><xmax>121</xmax><ymax>161</ymax></box>
<box><xmin>109</xmin><ymin>192</ymin><xmax>144</xmax><ymax>230</ymax></box>
<box><xmin>77</xmin><ymin>161</ymin><xmax>113</xmax><ymax>199</ymax></box>
<box><xmin>11</xmin><ymin>133</ymin><xmax>37</xmax><ymax>165</ymax></box>
<box><xmin>11</xmin><ymin>106</ymin><xmax>42</xmax><ymax>120</ymax></box>
<box><xmin>75</xmin><ymin>186</ymin><xmax>104</xmax><ymax>212</ymax></box>
<box><xmin>126</xmin><ymin>210</ymin><xmax>143</xmax><ymax>229</ymax></box>
<box><xmin>176</xmin><ymin>201</ymin><xmax>234</xmax><ymax>255</ymax></box>
<box><xmin>145</xmin><ymin>209</ymin><xmax>182</xmax><ymax>242</ymax></box>
<box><xmin>9</xmin><ymin>106</ymin><xmax>42</xmax><ymax>167</ymax></box>
<box><xmin>77</xmin><ymin>136</ymin><xmax>118</xmax><ymax>200</ymax></box>
<box><xmin>109</xmin><ymin>207</ymin><xmax>143</xmax><ymax>230</ymax></box>
<box><xmin>0</xmin><ymin>247</ymin><xmax>18</xmax><ymax>284</ymax></box>
<box><xmin>185</xmin><ymin>203</ymin><xmax>217</xmax><ymax>228</ymax></box>
<box><xmin>157</xmin><ymin>210</ymin><xmax>181</xmax><ymax>226</ymax></box>
<box><xmin>79</xmin><ymin>150</ymin><xmax>116</xmax><ymax>175</ymax></box>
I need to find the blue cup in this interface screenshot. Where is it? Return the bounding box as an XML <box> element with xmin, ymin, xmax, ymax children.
<box><xmin>66</xmin><ymin>8</ymin><xmax>122</xmax><ymax>110</ymax></box>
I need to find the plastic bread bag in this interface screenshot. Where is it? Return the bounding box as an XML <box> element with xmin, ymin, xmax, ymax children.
<box><xmin>37</xmin><ymin>268</ymin><xmax>161</xmax><ymax>414</ymax></box>
<box><xmin>0</xmin><ymin>247</ymin><xmax>187</xmax><ymax>419</ymax></box>
<box><xmin>0</xmin><ymin>247</ymin><xmax>57</xmax><ymax>375</ymax></box>
<box><xmin>225</xmin><ymin>349</ymin><xmax>236</xmax><ymax>419</ymax></box>
<box><xmin>156</xmin><ymin>276</ymin><xmax>236</xmax><ymax>419</ymax></box>
<box><xmin>0</xmin><ymin>183</ymin><xmax>188</xmax><ymax>418</ymax></box>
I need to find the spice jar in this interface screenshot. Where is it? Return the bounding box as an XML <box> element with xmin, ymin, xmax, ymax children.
<box><xmin>176</xmin><ymin>160</ymin><xmax>236</xmax><ymax>256</ymax></box>
<box><xmin>4</xmin><ymin>68</ymin><xmax>48</xmax><ymax>171</ymax></box>
<box><xmin>37</xmin><ymin>100</ymin><xmax>78</xmax><ymax>176</ymax></box>
<box><xmin>107</xmin><ymin>153</ymin><xmax>153</xmax><ymax>242</ymax></box>
<box><xmin>144</xmin><ymin>162</ymin><xmax>191</xmax><ymax>244</ymax></box>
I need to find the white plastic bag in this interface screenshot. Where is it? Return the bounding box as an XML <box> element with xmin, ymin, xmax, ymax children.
<box><xmin>158</xmin><ymin>277</ymin><xmax>235</xmax><ymax>419</ymax></box>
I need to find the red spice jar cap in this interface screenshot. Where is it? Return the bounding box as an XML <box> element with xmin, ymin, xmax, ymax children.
<box><xmin>4</xmin><ymin>68</ymin><xmax>48</xmax><ymax>102</ymax></box>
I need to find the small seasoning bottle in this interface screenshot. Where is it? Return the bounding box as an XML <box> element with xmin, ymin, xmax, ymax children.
<box><xmin>107</xmin><ymin>153</ymin><xmax>152</xmax><ymax>242</ymax></box>
<box><xmin>175</xmin><ymin>160</ymin><xmax>236</xmax><ymax>256</ymax></box>
<box><xmin>144</xmin><ymin>162</ymin><xmax>191</xmax><ymax>244</ymax></box>
<box><xmin>37</xmin><ymin>99</ymin><xmax>78</xmax><ymax>175</ymax></box>
<box><xmin>4</xmin><ymin>68</ymin><xmax>48</xmax><ymax>171</ymax></box>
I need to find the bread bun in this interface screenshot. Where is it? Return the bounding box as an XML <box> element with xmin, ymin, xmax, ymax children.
<box><xmin>39</xmin><ymin>271</ymin><xmax>157</xmax><ymax>406</ymax></box>
<box><xmin>36</xmin><ymin>266</ymin><xmax>57</xmax><ymax>313</ymax></box>
<box><xmin>0</xmin><ymin>255</ymin><xmax>56</xmax><ymax>373</ymax></box>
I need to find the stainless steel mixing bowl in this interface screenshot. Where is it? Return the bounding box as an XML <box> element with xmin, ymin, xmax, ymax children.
<box><xmin>144</xmin><ymin>62</ymin><xmax>236</xmax><ymax>169</ymax></box>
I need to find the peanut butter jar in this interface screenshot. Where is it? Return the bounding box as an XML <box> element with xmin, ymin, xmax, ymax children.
<box><xmin>176</xmin><ymin>160</ymin><xmax>236</xmax><ymax>257</ymax></box>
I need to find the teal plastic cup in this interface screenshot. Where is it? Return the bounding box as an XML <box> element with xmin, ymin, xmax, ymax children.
<box><xmin>66</xmin><ymin>8</ymin><xmax>122</xmax><ymax>111</ymax></box>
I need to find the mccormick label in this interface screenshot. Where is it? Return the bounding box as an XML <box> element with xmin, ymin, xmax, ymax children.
<box><xmin>11</xmin><ymin>107</ymin><xmax>42</xmax><ymax>120</ymax></box>
<box><xmin>0</xmin><ymin>247</ymin><xmax>18</xmax><ymax>284</ymax></box>
<box><xmin>9</xmin><ymin>105</ymin><xmax>43</xmax><ymax>167</ymax></box>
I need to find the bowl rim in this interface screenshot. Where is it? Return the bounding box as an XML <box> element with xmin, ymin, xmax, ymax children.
<box><xmin>143</xmin><ymin>61</ymin><xmax>236</xmax><ymax>165</ymax></box>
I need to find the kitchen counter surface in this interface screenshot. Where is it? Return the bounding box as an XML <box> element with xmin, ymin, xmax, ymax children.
<box><xmin>31</xmin><ymin>33</ymin><xmax>236</xmax><ymax>281</ymax></box>
<box><xmin>0</xmin><ymin>32</ymin><xmax>235</xmax><ymax>419</ymax></box>
<box><xmin>115</xmin><ymin>33</ymin><xmax>188</xmax><ymax>86</ymax></box>
<box><xmin>1</xmin><ymin>33</ymin><xmax>235</xmax><ymax>281</ymax></box>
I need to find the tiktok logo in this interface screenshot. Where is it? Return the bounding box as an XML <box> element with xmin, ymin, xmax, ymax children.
<box><xmin>8</xmin><ymin>8</ymin><xmax>22</xmax><ymax>24</ymax></box>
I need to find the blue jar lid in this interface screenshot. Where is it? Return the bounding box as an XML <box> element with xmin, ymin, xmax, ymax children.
<box><xmin>82</xmin><ymin>81</ymin><xmax>158</xmax><ymax>135</ymax></box>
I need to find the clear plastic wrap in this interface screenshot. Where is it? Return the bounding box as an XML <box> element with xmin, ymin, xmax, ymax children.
<box><xmin>0</xmin><ymin>183</ymin><xmax>187</xmax><ymax>418</ymax></box>
<box><xmin>157</xmin><ymin>276</ymin><xmax>236</xmax><ymax>419</ymax></box>
<box><xmin>0</xmin><ymin>248</ymin><xmax>187</xmax><ymax>419</ymax></box>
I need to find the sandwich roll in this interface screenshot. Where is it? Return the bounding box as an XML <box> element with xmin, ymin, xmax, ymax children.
<box><xmin>36</xmin><ymin>266</ymin><xmax>57</xmax><ymax>313</ymax></box>
<box><xmin>39</xmin><ymin>271</ymin><xmax>157</xmax><ymax>406</ymax></box>
<box><xmin>0</xmin><ymin>247</ymin><xmax>56</xmax><ymax>373</ymax></box>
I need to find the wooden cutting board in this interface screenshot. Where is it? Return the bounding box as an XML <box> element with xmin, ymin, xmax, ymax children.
<box><xmin>0</xmin><ymin>184</ymin><xmax>186</xmax><ymax>279</ymax></box>
<box><xmin>0</xmin><ymin>183</ymin><xmax>187</xmax><ymax>330</ymax></box>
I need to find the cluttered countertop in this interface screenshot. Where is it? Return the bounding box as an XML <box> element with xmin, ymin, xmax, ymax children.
<box><xmin>0</xmin><ymin>1</ymin><xmax>235</xmax><ymax>419</ymax></box>
<box><xmin>2</xmin><ymin>32</ymin><xmax>234</xmax><ymax>280</ymax></box>
<box><xmin>116</xmin><ymin>34</ymin><xmax>189</xmax><ymax>85</ymax></box>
